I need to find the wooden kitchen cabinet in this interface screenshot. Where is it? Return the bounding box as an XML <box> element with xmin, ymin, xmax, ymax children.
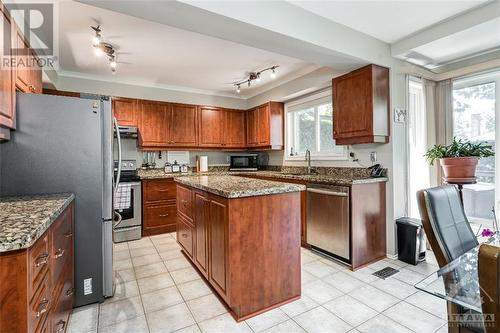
<box><xmin>199</xmin><ymin>106</ymin><xmax>246</xmax><ymax>148</ymax></box>
<box><xmin>246</xmin><ymin>102</ymin><xmax>284</xmax><ymax>149</ymax></box>
<box><xmin>112</xmin><ymin>97</ymin><xmax>138</xmax><ymax>126</ymax></box>
<box><xmin>0</xmin><ymin>202</ymin><xmax>74</xmax><ymax>333</ymax></box>
<box><xmin>332</xmin><ymin>64</ymin><xmax>389</xmax><ymax>145</ymax></box>
<box><xmin>142</xmin><ymin>178</ymin><xmax>177</xmax><ymax>235</ymax></box>
<box><xmin>0</xmin><ymin>8</ymin><xmax>15</xmax><ymax>130</ymax></box>
<box><xmin>169</xmin><ymin>103</ymin><xmax>198</xmax><ymax>147</ymax></box>
<box><xmin>139</xmin><ymin>100</ymin><xmax>170</xmax><ymax>147</ymax></box>
<box><xmin>177</xmin><ymin>183</ymin><xmax>301</xmax><ymax>320</ymax></box>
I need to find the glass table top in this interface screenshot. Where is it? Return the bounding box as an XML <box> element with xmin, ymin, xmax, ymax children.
<box><xmin>415</xmin><ymin>233</ymin><xmax>500</xmax><ymax>313</ymax></box>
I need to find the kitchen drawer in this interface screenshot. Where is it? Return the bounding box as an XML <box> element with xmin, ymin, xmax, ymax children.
<box><xmin>177</xmin><ymin>185</ymin><xmax>193</xmax><ymax>219</ymax></box>
<box><xmin>143</xmin><ymin>203</ymin><xmax>177</xmax><ymax>236</ymax></box>
<box><xmin>51</xmin><ymin>209</ymin><xmax>73</xmax><ymax>286</ymax></box>
<box><xmin>28</xmin><ymin>275</ymin><xmax>51</xmax><ymax>333</ymax></box>
<box><xmin>51</xmin><ymin>266</ymin><xmax>74</xmax><ymax>333</ymax></box>
<box><xmin>143</xmin><ymin>179</ymin><xmax>177</xmax><ymax>203</ymax></box>
<box><xmin>177</xmin><ymin>215</ymin><xmax>193</xmax><ymax>258</ymax></box>
<box><xmin>28</xmin><ymin>232</ymin><xmax>50</xmax><ymax>302</ymax></box>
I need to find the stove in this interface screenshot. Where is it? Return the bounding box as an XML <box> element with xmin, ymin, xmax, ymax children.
<box><xmin>113</xmin><ymin>159</ymin><xmax>142</xmax><ymax>242</ymax></box>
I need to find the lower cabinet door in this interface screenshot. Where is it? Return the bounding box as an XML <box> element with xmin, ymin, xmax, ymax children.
<box><xmin>51</xmin><ymin>266</ymin><xmax>74</xmax><ymax>333</ymax></box>
<box><xmin>209</xmin><ymin>199</ymin><xmax>228</xmax><ymax>298</ymax></box>
<box><xmin>177</xmin><ymin>216</ymin><xmax>193</xmax><ymax>258</ymax></box>
<box><xmin>143</xmin><ymin>203</ymin><xmax>177</xmax><ymax>236</ymax></box>
<box><xmin>194</xmin><ymin>193</ymin><xmax>209</xmax><ymax>277</ymax></box>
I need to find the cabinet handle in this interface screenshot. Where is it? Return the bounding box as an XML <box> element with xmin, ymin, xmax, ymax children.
<box><xmin>66</xmin><ymin>287</ymin><xmax>75</xmax><ymax>296</ymax></box>
<box><xmin>35</xmin><ymin>253</ymin><xmax>49</xmax><ymax>267</ymax></box>
<box><xmin>64</xmin><ymin>232</ymin><xmax>73</xmax><ymax>238</ymax></box>
<box><xmin>36</xmin><ymin>298</ymin><xmax>49</xmax><ymax>318</ymax></box>
<box><xmin>54</xmin><ymin>248</ymin><xmax>65</xmax><ymax>259</ymax></box>
<box><xmin>159</xmin><ymin>213</ymin><xmax>169</xmax><ymax>217</ymax></box>
<box><xmin>181</xmin><ymin>233</ymin><xmax>188</xmax><ymax>238</ymax></box>
<box><xmin>55</xmin><ymin>320</ymin><xmax>66</xmax><ymax>333</ymax></box>
<box><xmin>157</xmin><ymin>189</ymin><xmax>170</xmax><ymax>192</ymax></box>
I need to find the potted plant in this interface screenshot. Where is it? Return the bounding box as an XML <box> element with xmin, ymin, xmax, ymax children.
<box><xmin>425</xmin><ymin>137</ymin><xmax>494</xmax><ymax>182</ymax></box>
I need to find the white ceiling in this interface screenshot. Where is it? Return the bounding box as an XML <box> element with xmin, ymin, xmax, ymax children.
<box><xmin>412</xmin><ymin>17</ymin><xmax>500</xmax><ymax>67</ymax></box>
<box><xmin>290</xmin><ymin>0</ymin><xmax>490</xmax><ymax>43</ymax></box>
<box><xmin>57</xmin><ymin>1</ymin><xmax>320</xmax><ymax>98</ymax></box>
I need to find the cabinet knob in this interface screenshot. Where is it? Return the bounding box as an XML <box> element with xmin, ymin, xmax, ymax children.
<box><xmin>35</xmin><ymin>253</ymin><xmax>49</xmax><ymax>267</ymax></box>
<box><xmin>54</xmin><ymin>248</ymin><xmax>65</xmax><ymax>259</ymax></box>
<box><xmin>36</xmin><ymin>298</ymin><xmax>49</xmax><ymax>318</ymax></box>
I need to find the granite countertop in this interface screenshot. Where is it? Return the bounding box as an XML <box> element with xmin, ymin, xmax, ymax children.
<box><xmin>0</xmin><ymin>193</ymin><xmax>75</xmax><ymax>252</ymax></box>
<box><xmin>175</xmin><ymin>175</ymin><xmax>306</xmax><ymax>198</ymax></box>
<box><xmin>138</xmin><ymin>168</ymin><xmax>387</xmax><ymax>185</ymax></box>
<box><xmin>235</xmin><ymin>171</ymin><xmax>388</xmax><ymax>186</ymax></box>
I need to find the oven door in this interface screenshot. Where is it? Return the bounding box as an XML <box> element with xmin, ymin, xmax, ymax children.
<box><xmin>230</xmin><ymin>155</ymin><xmax>258</xmax><ymax>170</ymax></box>
<box><xmin>115</xmin><ymin>182</ymin><xmax>142</xmax><ymax>228</ymax></box>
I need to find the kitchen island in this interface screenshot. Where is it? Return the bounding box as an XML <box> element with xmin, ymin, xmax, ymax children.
<box><xmin>174</xmin><ymin>175</ymin><xmax>305</xmax><ymax>321</ymax></box>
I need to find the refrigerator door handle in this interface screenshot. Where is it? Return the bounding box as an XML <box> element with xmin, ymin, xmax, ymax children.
<box><xmin>113</xmin><ymin>117</ymin><xmax>122</xmax><ymax>194</ymax></box>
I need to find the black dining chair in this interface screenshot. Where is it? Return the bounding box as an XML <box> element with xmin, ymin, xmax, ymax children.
<box><xmin>417</xmin><ymin>185</ymin><xmax>482</xmax><ymax>333</ymax></box>
<box><xmin>417</xmin><ymin>185</ymin><xmax>479</xmax><ymax>268</ymax></box>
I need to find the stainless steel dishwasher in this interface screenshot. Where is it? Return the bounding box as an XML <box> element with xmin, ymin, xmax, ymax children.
<box><xmin>306</xmin><ymin>184</ymin><xmax>350</xmax><ymax>262</ymax></box>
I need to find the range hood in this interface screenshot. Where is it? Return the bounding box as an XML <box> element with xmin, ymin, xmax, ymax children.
<box><xmin>115</xmin><ymin>126</ymin><xmax>138</xmax><ymax>139</ymax></box>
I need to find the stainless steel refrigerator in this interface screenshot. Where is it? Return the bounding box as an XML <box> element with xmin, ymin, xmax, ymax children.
<box><xmin>1</xmin><ymin>92</ymin><xmax>115</xmax><ymax>306</ymax></box>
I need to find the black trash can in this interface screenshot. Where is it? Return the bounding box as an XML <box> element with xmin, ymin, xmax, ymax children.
<box><xmin>396</xmin><ymin>217</ymin><xmax>426</xmax><ymax>265</ymax></box>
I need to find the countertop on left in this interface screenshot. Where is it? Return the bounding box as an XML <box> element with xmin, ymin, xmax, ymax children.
<box><xmin>0</xmin><ymin>193</ymin><xmax>74</xmax><ymax>253</ymax></box>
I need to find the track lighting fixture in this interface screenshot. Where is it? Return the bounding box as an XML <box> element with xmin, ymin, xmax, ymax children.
<box><xmin>233</xmin><ymin>65</ymin><xmax>279</xmax><ymax>93</ymax></box>
<box><xmin>91</xmin><ymin>25</ymin><xmax>118</xmax><ymax>74</ymax></box>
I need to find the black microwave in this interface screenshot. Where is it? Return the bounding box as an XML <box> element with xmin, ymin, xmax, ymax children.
<box><xmin>229</xmin><ymin>154</ymin><xmax>259</xmax><ymax>171</ymax></box>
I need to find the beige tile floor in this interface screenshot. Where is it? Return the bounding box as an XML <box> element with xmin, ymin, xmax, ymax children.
<box><xmin>67</xmin><ymin>233</ymin><xmax>448</xmax><ymax>333</ymax></box>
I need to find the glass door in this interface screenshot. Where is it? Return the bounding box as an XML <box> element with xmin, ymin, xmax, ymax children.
<box><xmin>452</xmin><ymin>73</ymin><xmax>498</xmax><ymax>227</ymax></box>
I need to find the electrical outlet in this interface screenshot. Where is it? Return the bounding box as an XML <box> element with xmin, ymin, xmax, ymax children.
<box><xmin>84</xmin><ymin>278</ymin><xmax>93</xmax><ymax>295</ymax></box>
<box><xmin>370</xmin><ymin>151</ymin><xmax>377</xmax><ymax>163</ymax></box>
<box><xmin>394</xmin><ymin>108</ymin><xmax>406</xmax><ymax>123</ymax></box>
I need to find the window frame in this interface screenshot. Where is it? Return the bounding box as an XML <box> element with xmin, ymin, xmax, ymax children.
<box><xmin>284</xmin><ymin>90</ymin><xmax>347</xmax><ymax>161</ymax></box>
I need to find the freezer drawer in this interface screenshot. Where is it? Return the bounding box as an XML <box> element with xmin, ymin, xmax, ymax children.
<box><xmin>306</xmin><ymin>185</ymin><xmax>350</xmax><ymax>261</ymax></box>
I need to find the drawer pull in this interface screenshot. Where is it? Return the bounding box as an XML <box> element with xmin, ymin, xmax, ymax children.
<box><xmin>36</xmin><ymin>298</ymin><xmax>49</xmax><ymax>318</ymax></box>
<box><xmin>159</xmin><ymin>213</ymin><xmax>169</xmax><ymax>217</ymax></box>
<box><xmin>157</xmin><ymin>189</ymin><xmax>170</xmax><ymax>192</ymax></box>
<box><xmin>182</xmin><ymin>233</ymin><xmax>188</xmax><ymax>238</ymax></box>
<box><xmin>35</xmin><ymin>253</ymin><xmax>49</xmax><ymax>267</ymax></box>
<box><xmin>54</xmin><ymin>248</ymin><xmax>65</xmax><ymax>259</ymax></box>
<box><xmin>64</xmin><ymin>232</ymin><xmax>73</xmax><ymax>238</ymax></box>
<box><xmin>66</xmin><ymin>287</ymin><xmax>75</xmax><ymax>296</ymax></box>
<box><xmin>55</xmin><ymin>320</ymin><xmax>66</xmax><ymax>332</ymax></box>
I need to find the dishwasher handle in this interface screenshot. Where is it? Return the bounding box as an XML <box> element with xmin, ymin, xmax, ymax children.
<box><xmin>307</xmin><ymin>188</ymin><xmax>349</xmax><ymax>197</ymax></box>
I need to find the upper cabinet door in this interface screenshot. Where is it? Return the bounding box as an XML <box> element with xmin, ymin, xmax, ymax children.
<box><xmin>139</xmin><ymin>101</ymin><xmax>169</xmax><ymax>147</ymax></box>
<box><xmin>257</xmin><ymin>104</ymin><xmax>270</xmax><ymax>145</ymax></box>
<box><xmin>0</xmin><ymin>10</ymin><xmax>14</xmax><ymax>129</ymax></box>
<box><xmin>169</xmin><ymin>103</ymin><xmax>198</xmax><ymax>147</ymax></box>
<box><xmin>199</xmin><ymin>106</ymin><xmax>223</xmax><ymax>147</ymax></box>
<box><xmin>246</xmin><ymin>108</ymin><xmax>258</xmax><ymax>146</ymax></box>
<box><xmin>333</xmin><ymin>64</ymin><xmax>389</xmax><ymax>145</ymax></box>
<box><xmin>224</xmin><ymin>110</ymin><xmax>246</xmax><ymax>148</ymax></box>
<box><xmin>112</xmin><ymin>98</ymin><xmax>138</xmax><ymax>126</ymax></box>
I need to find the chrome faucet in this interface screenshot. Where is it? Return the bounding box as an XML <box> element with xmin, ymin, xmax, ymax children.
<box><xmin>305</xmin><ymin>149</ymin><xmax>312</xmax><ymax>174</ymax></box>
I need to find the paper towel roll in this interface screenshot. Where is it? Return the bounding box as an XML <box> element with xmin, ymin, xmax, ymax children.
<box><xmin>199</xmin><ymin>156</ymin><xmax>208</xmax><ymax>172</ymax></box>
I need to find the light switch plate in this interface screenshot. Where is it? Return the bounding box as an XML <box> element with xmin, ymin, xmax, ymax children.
<box><xmin>394</xmin><ymin>108</ymin><xmax>406</xmax><ymax>123</ymax></box>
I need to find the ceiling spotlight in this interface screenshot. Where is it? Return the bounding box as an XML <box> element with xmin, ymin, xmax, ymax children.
<box><xmin>111</xmin><ymin>67</ymin><xmax>116</xmax><ymax>75</ymax></box>
<box><xmin>232</xmin><ymin>65</ymin><xmax>279</xmax><ymax>93</ymax></box>
<box><xmin>109</xmin><ymin>56</ymin><xmax>117</xmax><ymax>69</ymax></box>
<box><xmin>270</xmin><ymin>68</ymin><xmax>276</xmax><ymax>79</ymax></box>
<box><xmin>94</xmin><ymin>46</ymin><xmax>104</xmax><ymax>57</ymax></box>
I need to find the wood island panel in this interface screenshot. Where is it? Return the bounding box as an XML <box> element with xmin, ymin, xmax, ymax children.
<box><xmin>176</xmin><ymin>184</ymin><xmax>301</xmax><ymax>321</ymax></box>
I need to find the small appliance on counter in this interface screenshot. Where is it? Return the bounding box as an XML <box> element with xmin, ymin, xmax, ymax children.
<box><xmin>229</xmin><ymin>154</ymin><xmax>259</xmax><ymax>171</ymax></box>
<box><xmin>197</xmin><ymin>155</ymin><xmax>209</xmax><ymax>173</ymax></box>
<box><xmin>113</xmin><ymin>159</ymin><xmax>142</xmax><ymax>243</ymax></box>
<box><xmin>142</xmin><ymin>151</ymin><xmax>157</xmax><ymax>169</ymax></box>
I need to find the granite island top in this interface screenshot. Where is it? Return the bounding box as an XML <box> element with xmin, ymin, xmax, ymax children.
<box><xmin>139</xmin><ymin>168</ymin><xmax>387</xmax><ymax>186</ymax></box>
<box><xmin>175</xmin><ymin>175</ymin><xmax>306</xmax><ymax>198</ymax></box>
<box><xmin>0</xmin><ymin>193</ymin><xmax>74</xmax><ymax>252</ymax></box>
